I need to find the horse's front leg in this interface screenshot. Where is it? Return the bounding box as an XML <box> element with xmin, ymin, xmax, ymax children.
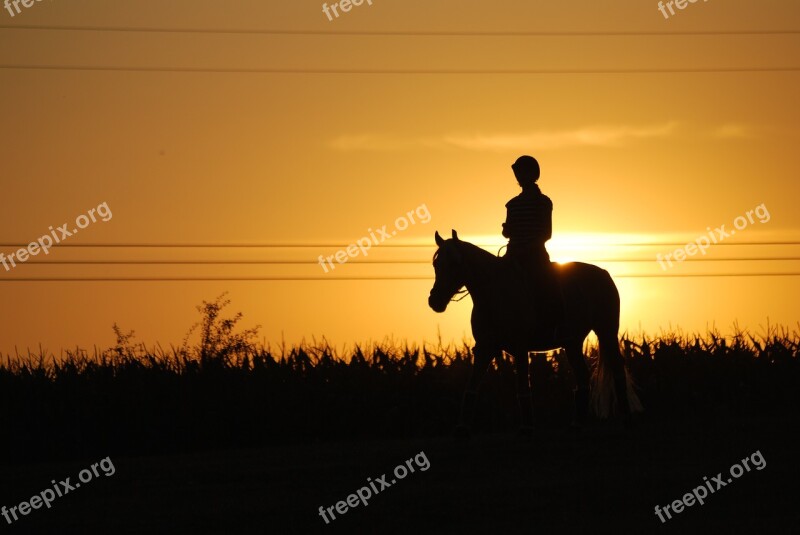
<box><xmin>455</xmin><ymin>345</ymin><xmax>495</xmax><ymax>439</ymax></box>
<box><xmin>510</xmin><ymin>346</ymin><xmax>534</xmax><ymax>436</ymax></box>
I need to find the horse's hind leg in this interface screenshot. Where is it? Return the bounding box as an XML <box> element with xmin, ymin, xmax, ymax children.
<box><xmin>565</xmin><ymin>343</ymin><xmax>590</xmax><ymax>425</ymax></box>
<box><xmin>509</xmin><ymin>346</ymin><xmax>534</xmax><ymax>434</ymax></box>
<box><xmin>598</xmin><ymin>332</ymin><xmax>631</xmax><ymax>417</ymax></box>
<box><xmin>456</xmin><ymin>344</ymin><xmax>496</xmax><ymax>438</ymax></box>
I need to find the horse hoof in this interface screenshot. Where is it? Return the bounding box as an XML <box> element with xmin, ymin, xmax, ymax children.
<box><xmin>622</xmin><ymin>413</ymin><xmax>638</xmax><ymax>430</ymax></box>
<box><xmin>516</xmin><ymin>426</ymin><xmax>535</xmax><ymax>440</ymax></box>
<box><xmin>454</xmin><ymin>425</ymin><xmax>471</xmax><ymax>441</ymax></box>
<box><xmin>563</xmin><ymin>422</ymin><xmax>584</xmax><ymax>437</ymax></box>
<box><xmin>568</xmin><ymin>419</ymin><xmax>586</xmax><ymax>431</ymax></box>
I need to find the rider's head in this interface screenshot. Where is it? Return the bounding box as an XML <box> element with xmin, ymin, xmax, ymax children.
<box><xmin>511</xmin><ymin>155</ymin><xmax>540</xmax><ymax>187</ymax></box>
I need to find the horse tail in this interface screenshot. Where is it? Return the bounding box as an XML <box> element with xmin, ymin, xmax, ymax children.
<box><xmin>590</xmin><ymin>269</ymin><xmax>643</xmax><ymax>418</ymax></box>
<box><xmin>591</xmin><ymin>344</ymin><xmax>643</xmax><ymax>418</ymax></box>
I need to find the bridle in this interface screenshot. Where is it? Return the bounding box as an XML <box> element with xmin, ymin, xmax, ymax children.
<box><xmin>433</xmin><ymin>240</ymin><xmax>474</xmax><ymax>303</ymax></box>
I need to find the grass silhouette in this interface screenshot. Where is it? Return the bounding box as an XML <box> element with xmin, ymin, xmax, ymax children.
<box><xmin>1</xmin><ymin>295</ymin><xmax>797</xmax><ymax>463</ymax></box>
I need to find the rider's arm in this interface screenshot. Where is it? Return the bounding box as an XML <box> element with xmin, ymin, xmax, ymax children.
<box><xmin>502</xmin><ymin>218</ymin><xmax>512</xmax><ymax>238</ymax></box>
<box><xmin>503</xmin><ymin>194</ymin><xmax>552</xmax><ymax>242</ymax></box>
<box><xmin>543</xmin><ymin>211</ymin><xmax>552</xmax><ymax>241</ymax></box>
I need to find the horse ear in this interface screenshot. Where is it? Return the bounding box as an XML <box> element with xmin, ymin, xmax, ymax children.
<box><xmin>451</xmin><ymin>229</ymin><xmax>459</xmax><ymax>241</ymax></box>
<box><xmin>435</xmin><ymin>231</ymin><xmax>444</xmax><ymax>246</ymax></box>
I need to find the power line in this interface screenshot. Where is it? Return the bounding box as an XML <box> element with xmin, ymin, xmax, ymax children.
<box><xmin>9</xmin><ymin>256</ymin><xmax>800</xmax><ymax>265</ymax></box>
<box><xmin>0</xmin><ymin>242</ymin><xmax>438</xmax><ymax>249</ymax></box>
<box><xmin>2</xmin><ymin>65</ymin><xmax>798</xmax><ymax>74</ymax></box>
<box><xmin>0</xmin><ymin>276</ymin><xmax>429</xmax><ymax>282</ymax></box>
<box><xmin>2</xmin><ymin>241</ymin><xmax>799</xmax><ymax>248</ymax></box>
<box><xmin>2</xmin><ymin>25</ymin><xmax>799</xmax><ymax>36</ymax></box>
<box><xmin>2</xmin><ymin>273</ymin><xmax>800</xmax><ymax>282</ymax></box>
<box><xmin>3</xmin><ymin>260</ymin><xmax>431</xmax><ymax>266</ymax></box>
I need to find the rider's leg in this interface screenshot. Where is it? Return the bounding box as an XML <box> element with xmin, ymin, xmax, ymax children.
<box><xmin>547</xmin><ymin>269</ymin><xmax>565</xmax><ymax>342</ymax></box>
<box><xmin>530</xmin><ymin>261</ymin><xmax>557</xmax><ymax>342</ymax></box>
<box><xmin>509</xmin><ymin>254</ymin><xmax>538</xmax><ymax>327</ymax></box>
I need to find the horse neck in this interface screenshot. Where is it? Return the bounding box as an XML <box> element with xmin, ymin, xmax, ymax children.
<box><xmin>458</xmin><ymin>241</ymin><xmax>496</xmax><ymax>291</ymax></box>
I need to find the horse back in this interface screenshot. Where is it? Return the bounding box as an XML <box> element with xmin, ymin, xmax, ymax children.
<box><xmin>554</xmin><ymin>261</ymin><xmax>618</xmax><ymax>301</ymax></box>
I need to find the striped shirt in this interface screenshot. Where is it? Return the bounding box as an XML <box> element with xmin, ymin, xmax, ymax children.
<box><xmin>502</xmin><ymin>185</ymin><xmax>552</xmax><ymax>252</ymax></box>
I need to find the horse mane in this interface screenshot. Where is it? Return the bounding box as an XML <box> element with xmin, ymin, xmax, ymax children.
<box><xmin>434</xmin><ymin>236</ymin><xmax>497</xmax><ymax>262</ymax></box>
<box><xmin>456</xmin><ymin>239</ymin><xmax>499</xmax><ymax>264</ymax></box>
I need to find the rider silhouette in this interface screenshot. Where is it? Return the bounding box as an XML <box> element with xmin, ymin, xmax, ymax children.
<box><xmin>502</xmin><ymin>155</ymin><xmax>564</xmax><ymax>340</ymax></box>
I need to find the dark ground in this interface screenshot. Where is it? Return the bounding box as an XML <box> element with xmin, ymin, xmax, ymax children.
<box><xmin>1</xmin><ymin>413</ymin><xmax>798</xmax><ymax>535</ymax></box>
<box><xmin>2</xmin><ymin>324</ymin><xmax>799</xmax><ymax>534</ymax></box>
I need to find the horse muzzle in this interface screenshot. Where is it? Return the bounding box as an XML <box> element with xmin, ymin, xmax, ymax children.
<box><xmin>428</xmin><ymin>293</ymin><xmax>448</xmax><ymax>313</ymax></box>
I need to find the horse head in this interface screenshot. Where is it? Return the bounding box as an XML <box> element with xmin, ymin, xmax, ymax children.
<box><xmin>428</xmin><ymin>230</ymin><xmax>466</xmax><ymax>313</ymax></box>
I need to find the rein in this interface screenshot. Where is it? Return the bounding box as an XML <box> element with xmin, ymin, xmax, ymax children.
<box><xmin>450</xmin><ymin>288</ymin><xmax>470</xmax><ymax>302</ymax></box>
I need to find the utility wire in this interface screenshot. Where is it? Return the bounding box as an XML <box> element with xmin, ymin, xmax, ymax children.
<box><xmin>1</xmin><ymin>25</ymin><xmax>799</xmax><ymax>37</ymax></box>
<box><xmin>2</xmin><ymin>241</ymin><xmax>799</xmax><ymax>248</ymax></box>
<box><xmin>2</xmin><ymin>273</ymin><xmax>800</xmax><ymax>281</ymax></box>
<box><xmin>1</xmin><ymin>65</ymin><xmax>798</xmax><ymax>74</ymax></box>
<box><xmin>9</xmin><ymin>257</ymin><xmax>800</xmax><ymax>265</ymax></box>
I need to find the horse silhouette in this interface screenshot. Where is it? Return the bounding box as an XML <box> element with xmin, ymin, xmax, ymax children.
<box><xmin>428</xmin><ymin>230</ymin><xmax>641</xmax><ymax>437</ymax></box>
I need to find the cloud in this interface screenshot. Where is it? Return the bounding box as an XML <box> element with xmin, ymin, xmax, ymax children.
<box><xmin>329</xmin><ymin>122</ymin><xmax>679</xmax><ymax>152</ymax></box>
<box><xmin>711</xmin><ymin>123</ymin><xmax>749</xmax><ymax>139</ymax></box>
<box><xmin>442</xmin><ymin>122</ymin><xmax>678</xmax><ymax>151</ymax></box>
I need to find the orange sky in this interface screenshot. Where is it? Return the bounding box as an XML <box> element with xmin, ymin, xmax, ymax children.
<box><xmin>1</xmin><ymin>1</ymin><xmax>799</xmax><ymax>354</ymax></box>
